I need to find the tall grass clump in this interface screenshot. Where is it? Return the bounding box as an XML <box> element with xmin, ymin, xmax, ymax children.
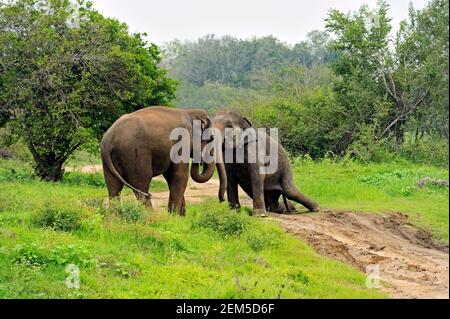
<box><xmin>191</xmin><ymin>203</ymin><xmax>249</xmax><ymax>237</ymax></box>
<box><xmin>107</xmin><ymin>200</ymin><xmax>147</xmax><ymax>223</ymax></box>
<box><xmin>33</xmin><ymin>204</ymin><xmax>82</xmax><ymax>232</ymax></box>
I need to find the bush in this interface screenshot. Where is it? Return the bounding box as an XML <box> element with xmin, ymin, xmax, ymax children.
<box><xmin>193</xmin><ymin>210</ymin><xmax>249</xmax><ymax>237</ymax></box>
<box><xmin>12</xmin><ymin>243</ymin><xmax>96</xmax><ymax>269</ymax></box>
<box><xmin>108</xmin><ymin>200</ymin><xmax>146</xmax><ymax>223</ymax></box>
<box><xmin>50</xmin><ymin>244</ymin><xmax>96</xmax><ymax>267</ymax></box>
<box><xmin>245</xmin><ymin>229</ymin><xmax>280</xmax><ymax>252</ymax></box>
<box><xmin>33</xmin><ymin>204</ymin><xmax>82</xmax><ymax>232</ymax></box>
<box><xmin>399</xmin><ymin>134</ymin><xmax>449</xmax><ymax>167</ymax></box>
<box><xmin>0</xmin><ymin>159</ymin><xmax>35</xmax><ymax>182</ymax></box>
<box><xmin>12</xmin><ymin>244</ymin><xmax>51</xmax><ymax>268</ymax></box>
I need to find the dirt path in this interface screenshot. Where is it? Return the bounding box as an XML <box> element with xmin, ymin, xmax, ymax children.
<box><xmin>74</xmin><ymin>165</ymin><xmax>449</xmax><ymax>299</ymax></box>
<box><xmin>151</xmin><ymin>177</ymin><xmax>221</xmax><ymax>207</ymax></box>
<box><xmin>275</xmin><ymin>211</ymin><xmax>449</xmax><ymax>299</ymax></box>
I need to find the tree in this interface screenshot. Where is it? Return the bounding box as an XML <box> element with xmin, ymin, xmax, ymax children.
<box><xmin>326</xmin><ymin>1</ymin><xmax>394</xmax><ymax>154</ymax></box>
<box><xmin>0</xmin><ymin>0</ymin><xmax>176</xmax><ymax>181</ymax></box>
<box><xmin>388</xmin><ymin>0</ymin><xmax>449</xmax><ymax>143</ymax></box>
<box><xmin>326</xmin><ymin>0</ymin><xmax>449</xmax><ymax>154</ymax></box>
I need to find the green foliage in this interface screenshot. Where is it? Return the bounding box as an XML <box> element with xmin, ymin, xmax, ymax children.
<box><xmin>291</xmin><ymin>271</ymin><xmax>310</xmax><ymax>286</ymax></box>
<box><xmin>245</xmin><ymin>229</ymin><xmax>280</xmax><ymax>252</ymax></box>
<box><xmin>106</xmin><ymin>200</ymin><xmax>147</xmax><ymax>223</ymax></box>
<box><xmin>12</xmin><ymin>243</ymin><xmax>96</xmax><ymax>269</ymax></box>
<box><xmin>291</xmin><ymin>159</ymin><xmax>449</xmax><ymax>241</ymax></box>
<box><xmin>12</xmin><ymin>244</ymin><xmax>51</xmax><ymax>268</ymax></box>
<box><xmin>164</xmin><ymin>1</ymin><xmax>448</xmax><ymax>166</ymax></box>
<box><xmin>0</xmin><ymin>0</ymin><xmax>176</xmax><ymax>181</ymax></box>
<box><xmin>63</xmin><ymin>172</ymin><xmax>106</xmax><ymax>187</ymax></box>
<box><xmin>248</xmin><ymin>86</ymin><xmax>341</xmax><ymax>158</ymax></box>
<box><xmin>359</xmin><ymin>169</ymin><xmax>422</xmax><ymax>186</ymax></box>
<box><xmin>163</xmin><ymin>32</ymin><xmax>336</xmax><ymax>109</ymax></box>
<box><xmin>325</xmin><ymin>0</ymin><xmax>448</xmax><ymax>159</ymax></box>
<box><xmin>3</xmin><ymin>157</ymin><xmax>446</xmax><ymax>298</ymax></box>
<box><xmin>49</xmin><ymin>244</ymin><xmax>96</xmax><ymax>267</ymax></box>
<box><xmin>399</xmin><ymin>134</ymin><xmax>449</xmax><ymax>167</ymax></box>
<box><xmin>33</xmin><ymin>204</ymin><xmax>82</xmax><ymax>232</ymax></box>
<box><xmin>192</xmin><ymin>209</ymin><xmax>249</xmax><ymax>237</ymax></box>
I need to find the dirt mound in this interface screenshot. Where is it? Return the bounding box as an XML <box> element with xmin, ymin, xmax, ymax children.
<box><xmin>275</xmin><ymin>211</ymin><xmax>449</xmax><ymax>299</ymax></box>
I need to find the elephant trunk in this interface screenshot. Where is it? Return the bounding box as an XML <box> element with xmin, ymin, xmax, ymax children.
<box><xmin>191</xmin><ymin>161</ymin><xmax>215</xmax><ymax>183</ymax></box>
<box><xmin>216</xmin><ymin>159</ymin><xmax>227</xmax><ymax>203</ymax></box>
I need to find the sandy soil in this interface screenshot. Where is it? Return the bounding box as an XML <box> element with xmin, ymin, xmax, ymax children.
<box><xmin>66</xmin><ymin>164</ymin><xmax>103</xmax><ymax>174</ymax></box>
<box><xmin>73</xmin><ymin>165</ymin><xmax>449</xmax><ymax>299</ymax></box>
<box><xmin>275</xmin><ymin>211</ymin><xmax>449</xmax><ymax>299</ymax></box>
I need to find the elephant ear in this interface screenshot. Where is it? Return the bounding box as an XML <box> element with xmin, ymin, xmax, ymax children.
<box><xmin>241</xmin><ymin>117</ymin><xmax>253</xmax><ymax>129</ymax></box>
<box><xmin>192</xmin><ymin>113</ymin><xmax>211</xmax><ymax>132</ymax></box>
<box><xmin>199</xmin><ymin>117</ymin><xmax>213</xmax><ymax>135</ymax></box>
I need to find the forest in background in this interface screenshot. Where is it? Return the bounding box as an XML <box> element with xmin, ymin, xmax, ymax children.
<box><xmin>162</xmin><ymin>0</ymin><xmax>449</xmax><ymax>165</ymax></box>
<box><xmin>0</xmin><ymin>0</ymin><xmax>448</xmax><ymax>180</ymax></box>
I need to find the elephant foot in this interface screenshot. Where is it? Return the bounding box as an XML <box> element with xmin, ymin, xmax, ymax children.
<box><xmin>309</xmin><ymin>205</ymin><xmax>321</xmax><ymax>213</ymax></box>
<box><xmin>253</xmin><ymin>209</ymin><xmax>269</xmax><ymax>218</ymax></box>
<box><xmin>229</xmin><ymin>203</ymin><xmax>241</xmax><ymax>211</ymax></box>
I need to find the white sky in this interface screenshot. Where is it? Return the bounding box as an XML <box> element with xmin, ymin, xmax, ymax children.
<box><xmin>92</xmin><ymin>0</ymin><xmax>430</xmax><ymax>45</ymax></box>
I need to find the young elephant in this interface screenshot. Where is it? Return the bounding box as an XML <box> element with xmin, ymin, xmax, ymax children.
<box><xmin>212</xmin><ymin>109</ymin><xmax>320</xmax><ymax>216</ymax></box>
<box><xmin>101</xmin><ymin>106</ymin><xmax>226</xmax><ymax>215</ymax></box>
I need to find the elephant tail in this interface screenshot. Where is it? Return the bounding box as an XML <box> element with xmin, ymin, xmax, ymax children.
<box><xmin>101</xmin><ymin>146</ymin><xmax>151</xmax><ymax>199</ymax></box>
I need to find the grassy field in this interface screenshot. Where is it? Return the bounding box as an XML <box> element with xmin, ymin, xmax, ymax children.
<box><xmin>0</xmin><ymin>157</ymin><xmax>448</xmax><ymax>299</ymax></box>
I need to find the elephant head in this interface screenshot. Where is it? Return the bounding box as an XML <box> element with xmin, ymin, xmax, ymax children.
<box><xmin>212</xmin><ymin>109</ymin><xmax>255</xmax><ymax>201</ymax></box>
<box><xmin>187</xmin><ymin>110</ymin><xmax>227</xmax><ymax>197</ymax></box>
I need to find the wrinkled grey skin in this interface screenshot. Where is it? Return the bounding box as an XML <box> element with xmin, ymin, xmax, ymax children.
<box><xmin>101</xmin><ymin>106</ymin><xmax>227</xmax><ymax>216</ymax></box>
<box><xmin>212</xmin><ymin>109</ymin><xmax>320</xmax><ymax>216</ymax></box>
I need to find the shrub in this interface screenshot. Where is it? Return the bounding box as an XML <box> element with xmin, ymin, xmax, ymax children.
<box><xmin>399</xmin><ymin>134</ymin><xmax>449</xmax><ymax>167</ymax></box>
<box><xmin>291</xmin><ymin>271</ymin><xmax>310</xmax><ymax>285</ymax></box>
<box><xmin>50</xmin><ymin>244</ymin><xmax>96</xmax><ymax>267</ymax></box>
<box><xmin>193</xmin><ymin>210</ymin><xmax>249</xmax><ymax>237</ymax></box>
<box><xmin>359</xmin><ymin>169</ymin><xmax>424</xmax><ymax>186</ymax></box>
<box><xmin>108</xmin><ymin>200</ymin><xmax>146</xmax><ymax>223</ymax></box>
<box><xmin>33</xmin><ymin>204</ymin><xmax>82</xmax><ymax>232</ymax></box>
<box><xmin>12</xmin><ymin>244</ymin><xmax>51</xmax><ymax>268</ymax></box>
<box><xmin>12</xmin><ymin>243</ymin><xmax>96</xmax><ymax>269</ymax></box>
<box><xmin>245</xmin><ymin>230</ymin><xmax>280</xmax><ymax>252</ymax></box>
<box><xmin>0</xmin><ymin>160</ymin><xmax>35</xmax><ymax>182</ymax></box>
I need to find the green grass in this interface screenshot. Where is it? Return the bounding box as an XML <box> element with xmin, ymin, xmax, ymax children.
<box><xmin>0</xmin><ymin>157</ymin><xmax>448</xmax><ymax>299</ymax></box>
<box><xmin>292</xmin><ymin>158</ymin><xmax>449</xmax><ymax>243</ymax></box>
<box><xmin>0</xmin><ymin>160</ymin><xmax>388</xmax><ymax>299</ymax></box>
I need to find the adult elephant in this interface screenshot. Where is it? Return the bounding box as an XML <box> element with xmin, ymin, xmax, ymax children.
<box><xmin>101</xmin><ymin>106</ymin><xmax>227</xmax><ymax>215</ymax></box>
<box><xmin>212</xmin><ymin>109</ymin><xmax>320</xmax><ymax>216</ymax></box>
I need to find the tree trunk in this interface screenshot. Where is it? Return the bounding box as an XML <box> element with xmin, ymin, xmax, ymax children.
<box><xmin>33</xmin><ymin>154</ymin><xmax>65</xmax><ymax>182</ymax></box>
<box><xmin>35</xmin><ymin>159</ymin><xmax>64</xmax><ymax>181</ymax></box>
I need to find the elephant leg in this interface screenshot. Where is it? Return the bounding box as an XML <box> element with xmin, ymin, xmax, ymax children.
<box><xmin>226</xmin><ymin>165</ymin><xmax>241</xmax><ymax>210</ymax></box>
<box><xmin>265</xmin><ymin>191</ymin><xmax>296</xmax><ymax>214</ymax></box>
<box><xmin>180</xmin><ymin>197</ymin><xmax>186</xmax><ymax>215</ymax></box>
<box><xmin>264</xmin><ymin>191</ymin><xmax>278</xmax><ymax>212</ymax></box>
<box><xmin>102</xmin><ymin>159</ymin><xmax>124</xmax><ymax>201</ymax></box>
<box><xmin>282</xmin><ymin>179</ymin><xmax>320</xmax><ymax>212</ymax></box>
<box><xmin>249</xmin><ymin>163</ymin><xmax>266</xmax><ymax>216</ymax></box>
<box><xmin>126</xmin><ymin>161</ymin><xmax>153</xmax><ymax>209</ymax></box>
<box><xmin>164</xmin><ymin>164</ymin><xmax>189</xmax><ymax>216</ymax></box>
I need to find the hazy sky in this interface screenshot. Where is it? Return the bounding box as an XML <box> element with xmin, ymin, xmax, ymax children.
<box><xmin>92</xmin><ymin>0</ymin><xmax>430</xmax><ymax>45</ymax></box>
